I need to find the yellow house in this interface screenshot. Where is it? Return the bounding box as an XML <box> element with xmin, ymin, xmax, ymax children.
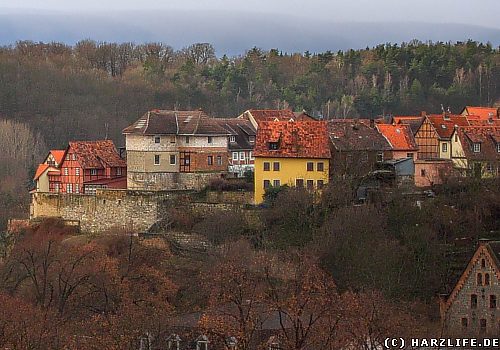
<box><xmin>253</xmin><ymin>120</ymin><xmax>330</xmax><ymax>204</ymax></box>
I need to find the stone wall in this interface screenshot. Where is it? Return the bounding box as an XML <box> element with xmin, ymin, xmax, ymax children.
<box><xmin>127</xmin><ymin>171</ymin><xmax>223</xmax><ymax>191</ymax></box>
<box><xmin>204</xmin><ymin>191</ymin><xmax>254</xmax><ymax>204</ymax></box>
<box><xmin>31</xmin><ymin>189</ymin><xmax>191</xmax><ymax>234</ymax></box>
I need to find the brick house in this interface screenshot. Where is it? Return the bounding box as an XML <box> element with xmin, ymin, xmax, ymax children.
<box><xmin>440</xmin><ymin>240</ymin><xmax>500</xmax><ymax>336</ymax></box>
<box><xmin>33</xmin><ymin>140</ymin><xmax>127</xmax><ymax>194</ymax></box>
<box><xmin>123</xmin><ymin>110</ymin><xmax>230</xmax><ymax>190</ymax></box>
<box><xmin>327</xmin><ymin>119</ymin><xmax>391</xmax><ymax>178</ymax></box>
<box><xmin>217</xmin><ymin>118</ymin><xmax>257</xmax><ymax>178</ymax></box>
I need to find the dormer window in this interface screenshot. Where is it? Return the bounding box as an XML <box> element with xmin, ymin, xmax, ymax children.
<box><xmin>473</xmin><ymin>143</ymin><xmax>481</xmax><ymax>153</ymax></box>
<box><xmin>269</xmin><ymin>142</ymin><xmax>279</xmax><ymax>150</ymax></box>
<box><xmin>230</xmin><ymin>136</ymin><xmax>236</xmax><ymax>143</ymax></box>
<box><xmin>249</xmin><ymin>136</ymin><xmax>255</xmax><ymax>143</ymax></box>
<box><xmin>154</xmin><ymin>136</ymin><xmax>161</xmax><ymax>144</ymax></box>
<box><xmin>497</xmin><ymin>143</ymin><xmax>500</xmax><ymax>153</ymax></box>
<box><xmin>208</xmin><ymin>136</ymin><xmax>213</xmax><ymax>144</ymax></box>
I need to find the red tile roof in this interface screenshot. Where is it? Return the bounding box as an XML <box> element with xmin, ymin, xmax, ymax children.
<box><xmin>242</xmin><ymin>109</ymin><xmax>316</xmax><ymax>124</ymax></box>
<box><xmin>427</xmin><ymin>114</ymin><xmax>470</xmax><ymax>139</ymax></box>
<box><xmin>50</xmin><ymin>150</ymin><xmax>65</xmax><ymax>165</ymax></box>
<box><xmin>392</xmin><ymin>116</ymin><xmax>425</xmax><ymax>135</ymax></box>
<box><xmin>462</xmin><ymin>106</ymin><xmax>499</xmax><ymax>119</ymax></box>
<box><xmin>376</xmin><ymin>124</ymin><xmax>417</xmax><ymax>151</ymax></box>
<box><xmin>457</xmin><ymin>126</ymin><xmax>500</xmax><ymax>161</ymax></box>
<box><xmin>34</xmin><ymin>164</ymin><xmax>49</xmax><ymax>180</ymax></box>
<box><xmin>466</xmin><ymin>115</ymin><xmax>500</xmax><ymax>126</ymax></box>
<box><xmin>68</xmin><ymin>140</ymin><xmax>126</xmax><ymax>169</ymax></box>
<box><xmin>254</xmin><ymin>121</ymin><xmax>331</xmax><ymax>159</ymax></box>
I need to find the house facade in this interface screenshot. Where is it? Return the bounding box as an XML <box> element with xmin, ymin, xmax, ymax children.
<box><xmin>33</xmin><ymin>141</ymin><xmax>127</xmax><ymax>195</ymax></box>
<box><xmin>217</xmin><ymin>118</ymin><xmax>257</xmax><ymax>178</ymax></box>
<box><xmin>123</xmin><ymin>110</ymin><xmax>230</xmax><ymax>190</ymax></box>
<box><xmin>254</xmin><ymin>121</ymin><xmax>330</xmax><ymax>204</ymax></box>
<box><xmin>440</xmin><ymin>240</ymin><xmax>500</xmax><ymax>336</ymax></box>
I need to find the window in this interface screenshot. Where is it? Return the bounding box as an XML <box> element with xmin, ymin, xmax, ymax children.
<box><xmin>117</xmin><ymin>167</ymin><xmax>122</xmax><ymax>176</ymax></box>
<box><xmin>64</xmin><ymin>168</ymin><xmax>69</xmax><ymax>176</ymax></box>
<box><xmin>269</xmin><ymin>142</ymin><xmax>279</xmax><ymax>150</ymax></box>
<box><xmin>230</xmin><ymin>136</ymin><xmax>236</xmax><ymax>142</ymax></box>
<box><xmin>72</xmin><ymin>154</ymin><xmax>76</xmax><ymax>160</ymax></box>
<box><xmin>497</xmin><ymin>143</ymin><xmax>500</xmax><ymax>153</ymax></box>
<box><xmin>185</xmin><ymin>136</ymin><xmax>190</xmax><ymax>144</ymax></box>
<box><xmin>407</xmin><ymin>153</ymin><xmax>414</xmax><ymax>158</ymax></box>
<box><xmin>486</xmin><ymin>163</ymin><xmax>493</xmax><ymax>172</ymax></box>
<box><xmin>477</xmin><ymin>273</ymin><xmax>483</xmax><ymax>286</ymax></box>
<box><xmin>239</xmin><ymin>152</ymin><xmax>245</xmax><ymax>161</ymax></box>
<box><xmin>420</xmin><ymin>169</ymin><xmax>426</xmax><ymax>177</ymax></box>
<box><xmin>317</xmin><ymin>180</ymin><xmax>324</xmax><ymax>189</ymax></box>
<box><xmin>273</xmin><ymin>180</ymin><xmax>281</xmax><ymax>187</ymax></box>
<box><xmin>54</xmin><ymin>183</ymin><xmax>60</xmax><ymax>192</ymax></box>
<box><xmin>442</xmin><ymin>143</ymin><xmax>448</xmax><ymax>152</ymax></box>
<box><xmin>75</xmin><ymin>168</ymin><xmax>80</xmax><ymax>176</ymax></box>
<box><xmin>75</xmin><ymin>184</ymin><xmax>79</xmax><ymax>194</ymax></box>
<box><xmin>273</xmin><ymin>162</ymin><xmax>280</xmax><ymax>171</ymax></box>
<box><xmin>154</xmin><ymin>154</ymin><xmax>160</xmax><ymax>165</ymax></box>
<box><xmin>480</xmin><ymin>319</ymin><xmax>487</xmax><ymax>333</ymax></box>
<box><xmin>296</xmin><ymin>179</ymin><xmax>304</xmax><ymax>187</ymax></box>
<box><xmin>263</xmin><ymin>162</ymin><xmax>270</xmax><ymax>171</ymax></box>
<box><xmin>307</xmin><ymin>162</ymin><xmax>314</xmax><ymax>171</ymax></box>
<box><xmin>461</xmin><ymin>318</ymin><xmax>468</xmax><ymax>329</ymax></box>
<box><xmin>170</xmin><ymin>155</ymin><xmax>176</xmax><ymax>165</ymax></box>
<box><xmin>249</xmin><ymin>136</ymin><xmax>255</xmax><ymax>143</ymax></box>
<box><xmin>207</xmin><ymin>156</ymin><xmax>213</xmax><ymax>165</ymax></box>
<box><xmin>232</xmin><ymin>152</ymin><xmax>238</xmax><ymax>161</ymax></box>
<box><xmin>490</xmin><ymin>295</ymin><xmax>497</xmax><ymax>309</ymax></box>
<box><xmin>154</xmin><ymin>136</ymin><xmax>161</xmax><ymax>143</ymax></box>
<box><xmin>184</xmin><ymin>155</ymin><xmax>190</xmax><ymax>165</ymax></box>
<box><xmin>66</xmin><ymin>183</ymin><xmax>72</xmax><ymax>193</ymax></box>
<box><xmin>455</xmin><ymin>134</ymin><xmax>458</xmax><ymax>142</ymax></box>
<box><xmin>249</xmin><ymin>151</ymin><xmax>254</xmax><ymax>160</ymax></box>
<box><xmin>317</xmin><ymin>162</ymin><xmax>324</xmax><ymax>171</ymax></box>
<box><xmin>66</xmin><ymin>153</ymin><xmax>71</xmax><ymax>160</ymax></box>
<box><xmin>170</xmin><ymin>136</ymin><xmax>176</xmax><ymax>143</ymax></box>
<box><xmin>90</xmin><ymin>169</ymin><xmax>98</xmax><ymax>176</ymax></box>
<box><xmin>208</xmin><ymin>136</ymin><xmax>213</xmax><ymax>144</ymax></box>
<box><xmin>306</xmin><ymin>180</ymin><xmax>314</xmax><ymax>190</ymax></box>
<box><xmin>263</xmin><ymin>180</ymin><xmax>271</xmax><ymax>189</ymax></box>
<box><xmin>485</xmin><ymin>273</ymin><xmax>490</xmax><ymax>286</ymax></box>
<box><xmin>473</xmin><ymin>143</ymin><xmax>481</xmax><ymax>153</ymax></box>
<box><xmin>471</xmin><ymin>294</ymin><xmax>478</xmax><ymax>309</ymax></box>
<box><xmin>217</xmin><ymin>155</ymin><xmax>222</xmax><ymax>165</ymax></box>
<box><xmin>376</xmin><ymin>151</ymin><xmax>384</xmax><ymax>162</ymax></box>
<box><xmin>482</xmin><ymin>259</ymin><xmax>486</xmax><ymax>268</ymax></box>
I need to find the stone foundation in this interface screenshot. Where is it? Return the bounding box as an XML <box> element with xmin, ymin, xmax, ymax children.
<box><xmin>127</xmin><ymin>171</ymin><xmax>224</xmax><ymax>191</ymax></box>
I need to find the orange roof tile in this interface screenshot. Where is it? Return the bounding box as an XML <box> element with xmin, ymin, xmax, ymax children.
<box><xmin>68</xmin><ymin>140</ymin><xmax>126</xmax><ymax>169</ymax></box>
<box><xmin>254</xmin><ymin>121</ymin><xmax>331</xmax><ymax>159</ymax></box>
<box><xmin>427</xmin><ymin>114</ymin><xmax>470</xmax><ymax>139</ymax></box>
<box><xmin>34</xmin><ymin>164</ymin><xmax>50</xmax><ymax>180</ymax></box>
<box><xmin>376</xmin><ymin>124</ymin><xmax>418</xmax><ymax>151</ymax></box>
<box><xmin>50</xmin><ymin>150</ymin><xmax>65</xmax><ymax>165</ymax></box>
<box><xmin>463</xmin><ymin>106</ymin><xmax>499</xmax><ymax>119</ymax></box>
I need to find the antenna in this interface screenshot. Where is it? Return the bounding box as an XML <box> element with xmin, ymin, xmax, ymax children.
<box><xmin>440</xmin><ymin>104</ymin><xmax>445</xmax><ymax>113</ymax></box>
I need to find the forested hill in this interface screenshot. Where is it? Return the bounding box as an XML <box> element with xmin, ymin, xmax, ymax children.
<box><xmin>0</xmin><ymin>40</ymin><xmax>499</xmax><ymax>148</ymax></box>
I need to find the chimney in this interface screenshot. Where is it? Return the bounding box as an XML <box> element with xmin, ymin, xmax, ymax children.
<box><xmin>369</xmin><ymin>118</ymin><xmax>375</xmax><ymax>128</ymax></box>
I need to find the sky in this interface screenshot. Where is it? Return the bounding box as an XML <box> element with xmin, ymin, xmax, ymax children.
<box><xmin>1</xmin><ymin>0</ymin><xmax>499</xmax><ymax>27</ymax></box>
<box><xmin>1</xmin><ymin>1</ymin><xmax>499</xmax><ymax>55</ymax></box>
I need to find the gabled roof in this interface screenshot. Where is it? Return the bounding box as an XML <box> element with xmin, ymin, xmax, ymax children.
<box><xmin>392</xmin><ymin>116</ymin><xmax>425</xmax><ymax>136</ymax></box>
<box><xmin>466</xmin><ymin>115</ymin><xmax>500</xmax><ymax>126</ymax></box>
<box><xmin>123</xmin><ymin>110</ymin><xmax>229</xmax><ymax>136</ymax></box>
<box><xmin>462</xmin><ymin>106</ymin><xmax>499</xmax><ymax>119</ymax></box>
<box><xmin>456</xmin><ymin>126</ymin><xmax>500</xmax><ymax>161</ymax></box>
<box><xmin>50</xmin><ymin>150</ymin><xmax>65</xmax><ymax>165</ymax></box>
<box><xmin>328</xmin><ymin>120</ymin><xmax>391</xmax><ymax>152</ymax></box>
<box><xmin>376</xmin><ymin>124</ymin><xmax>418</xmax><ymax>151</ymax></box>
<box><xmin>442</xmin><ymin>240</ymin><xmax>500</xmax><ymax>314</ymax></box>
<box><xmin>254</xmin><ymin>121</ymin><xmax>331</xmax><ymax>159</ymax></box>
<box><xmin>427</xmin><ymin>114</ymin><xmax>470</xmax><ymax>139</ymax></box>
<box><xmin>68</xmin><ymin>140</ymin><xmax>126</xmax><ymax>169</ymax></box>
<box><xmin>217</xmin><ymin>118</ymin><xmax>256</xmax><ymax>151</ymax></box>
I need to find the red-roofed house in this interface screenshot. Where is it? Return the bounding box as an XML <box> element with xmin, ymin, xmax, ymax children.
<box><xmin>253</xmin><ymin>120</ymin><xmax>330</xmax><ymax>203</ymax></box>
<box><xmin>461</xmin><ymin>106</ymin><xmax>499</xmax><ymax>120</ymax></box>
<box><xmin>33</xmin><ymin>140</ymin><xmax>127</xmax><ymax>194</ymax></box>
<box><xmin>376</xmin><ymin>124</ymin><xmax>418</xmax><ymax>160</ymax></box>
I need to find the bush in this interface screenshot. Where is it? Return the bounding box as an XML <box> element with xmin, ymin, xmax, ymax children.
<box><xmin>207</xmin><ymin>178</ymin><xmax>253</xmax><ymax>192</ymax></box>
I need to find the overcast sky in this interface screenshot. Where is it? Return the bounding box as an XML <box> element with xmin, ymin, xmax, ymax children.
<box><xmin>1</xmin><ymin>0</ymin><xmax>499</xmax><ymax>28</ymax></box>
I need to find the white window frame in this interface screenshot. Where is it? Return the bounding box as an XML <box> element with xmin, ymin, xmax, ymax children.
<box><xmin>442</xmin><ymin>143</ymin><xmax>448</xmax><ymax>153</ymax></box>
<box><xmin>217</xmin><ymin>155</ymin><xmax>222</xmax><ymax>166</ymax></box>
<box><xmin>154</xmin><ymin>154</ymin><xmax>160</xmax><ymax>165</ymax></box>
<box><xmin>473</xmin><ymin>143</ymin><xmax>481</xmax><ymax>153</ymax></box>
<box><xmin>249</xmin><ymin>135</ymin><xmax>255</xmax><ymax>143</ymax></box>
<box><xmin>75</xmin><ymin>184</ymin><xmax>80</xmax><ymax>194</ymax></box>
<box><xmin>249</xmin><ymin>151</ymin><xmax>254</xmax><ymax>160</ymax></box>
<box><xmin>66</xmin><ymin>183</ymin><xmax>72</xmax><ymax>193</ymax></box>
<box><xmin>90</xmin><ymin>169</ymin><xmax>98</xmax><ymax>176</ymax></box>
<box><xmin>497</xmin><ymin>143</ymin><xmax>500</xmax><ymax>153</ymax></box>
<box><xmin>239</xmin><ymin>151</ymin><xmax>245</xmax><ymax>161</ymax></box>
<box><xmin>75</xmin><ymin>168</ymin><xmax>80</xmax><ymax>176</ymax></box>
<box><xmin>230</xmin><ymin>136</ymin><xmax>236</xmax><ymax>142</ymax></box>
<box><xmin>273</xmin><ymin>179</ymin><xmax>281</xmax><ymax>187</ymax></box>
<box><xmin>117</xmin><ymin>167</ymin><xmax>122</xmax><ymax>176</ymax></box>
<box><xmin>232</xmin><ymin>152</ymin><xmax>239</xmax><ymax>161</ymax></box>
<box><xmin>170</xmin><ymin>154</ymin><xmax>176</xmax><ymax>165</ymax></box>
<box><xmin>64</xmin><ymin>168</ymin><xmax>69</xmax><ymax>176</ymax></box>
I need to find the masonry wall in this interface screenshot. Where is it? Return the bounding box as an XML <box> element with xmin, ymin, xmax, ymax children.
<box><xmin>127</xmin><ymin>172</ymin><xmax>223</xmax><ymax>191</ymax></box>
<box><xmin>31</xmin><ymin>190</ymin><xmax>190</xmax><ymax>234</ymax></box>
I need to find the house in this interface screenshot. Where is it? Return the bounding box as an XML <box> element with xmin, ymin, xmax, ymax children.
<box><xmin>123</xmin><ymin>110</ymin><xmax>230</xmax><ymax>191</ymax></box>
<box><xmin>253</xmin><ymin>121</ymin><xmax>330</xmax><ymax>204</ymax></box>
<box><xmin>461</xmin><ymin>106</ymin><xmax>499</xmax><ymax>119</ymax></box>
<box><xmin>217</xmin><ymin>118</ymin><xmax>257</xmax><ymax>178</ymax></box>
<box><xmin>427</xmin><ymin>113</ymin><xmax>470</xmax><ymax>159</ymax></box>
<box><xmin>328</xmin><ymin>119</ymin><xmax>391</xmax><ymax>178</ymax></box>
<box><xmin>238</xmin><ymin>109</ymin><xmax>315</xmax><ymax>130</ymax></box>
<box><xmin>392</xmin><ymin>115</ymin><xmax>425</xmax><ymax>136</ymax></box>
<box><xmin>376</xmin><ymin>124</ymin><xmax>418</xmax><ymax>161</ymax></box>
<box><xmin>440</xmin><ymin>239</ymin><xmax>500</xmax><ymax>336</ymax></box>
<box><xmin>451</xmin><ymin>126</ymin><xmax>500</xmax><ymax>178</ymax></box>
<box><xmin>33</xmin><ymin>140</ymin><xmax>127</xmax><ymax>194</ymax></box>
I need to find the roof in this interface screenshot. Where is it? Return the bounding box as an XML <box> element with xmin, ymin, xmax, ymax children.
<box><xmin>68</xmin><ymin>140</ymin><xmax>126</xmax><ymax>169</ymax></box>
<box><xmin>456</xmin><ymin>126</ymin><xmax>500</xmax><ymax>161</ymax></box>
<box><xmin>392</xmin><ymin>116</ymin><xmax>425</xmax><ymax>135</ymax></box>
<box><xmin>466</xmin><ymin>115</ymin><xmax>500</xmax><ymax>126</ymax></box>
<box><xmin>427</xmin><ymin>114</ymin><xmax>470</xmax><ymax>139</ymax></box>
<box><xmin>123</xmin><ymin>110</ymin><xmax>229</xmax><ymax>136</ymax></box>
<box><xmin>240</xmin><ymin>109</ymin><xmax>316</xmax><ymax>125</ymax></box>
<box><xmin>376</xmin><ymin>124</ymin><xmax>418</xmax><ymax>151</ymax></box>
<box><xmin>34</xmin><ymin>164</ymin><xmax>50</xmax><ymax>180</ymax></box>
<box><xmin>217</xmin><ymin>118</ymin><xmax>256</xmax><ymax>151</ymax></box>
<box><xmin>50</xmin><ymin>150</ymin><xmax>65</xmax><ymax>165</ymax></box>
<box><xmin>254</xmin><ymin>121</ymin><xmax>331</xmax><ymax>159</ymax></box>
<box><xmin>462</xmin><ymin>106</ymin><xmax>499</xmax><ymax>119</ymax></box>
<box><xmin>328</xmin><ymin>120</ymin><xmax>391</xmax><ymax>152</ymax></box>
